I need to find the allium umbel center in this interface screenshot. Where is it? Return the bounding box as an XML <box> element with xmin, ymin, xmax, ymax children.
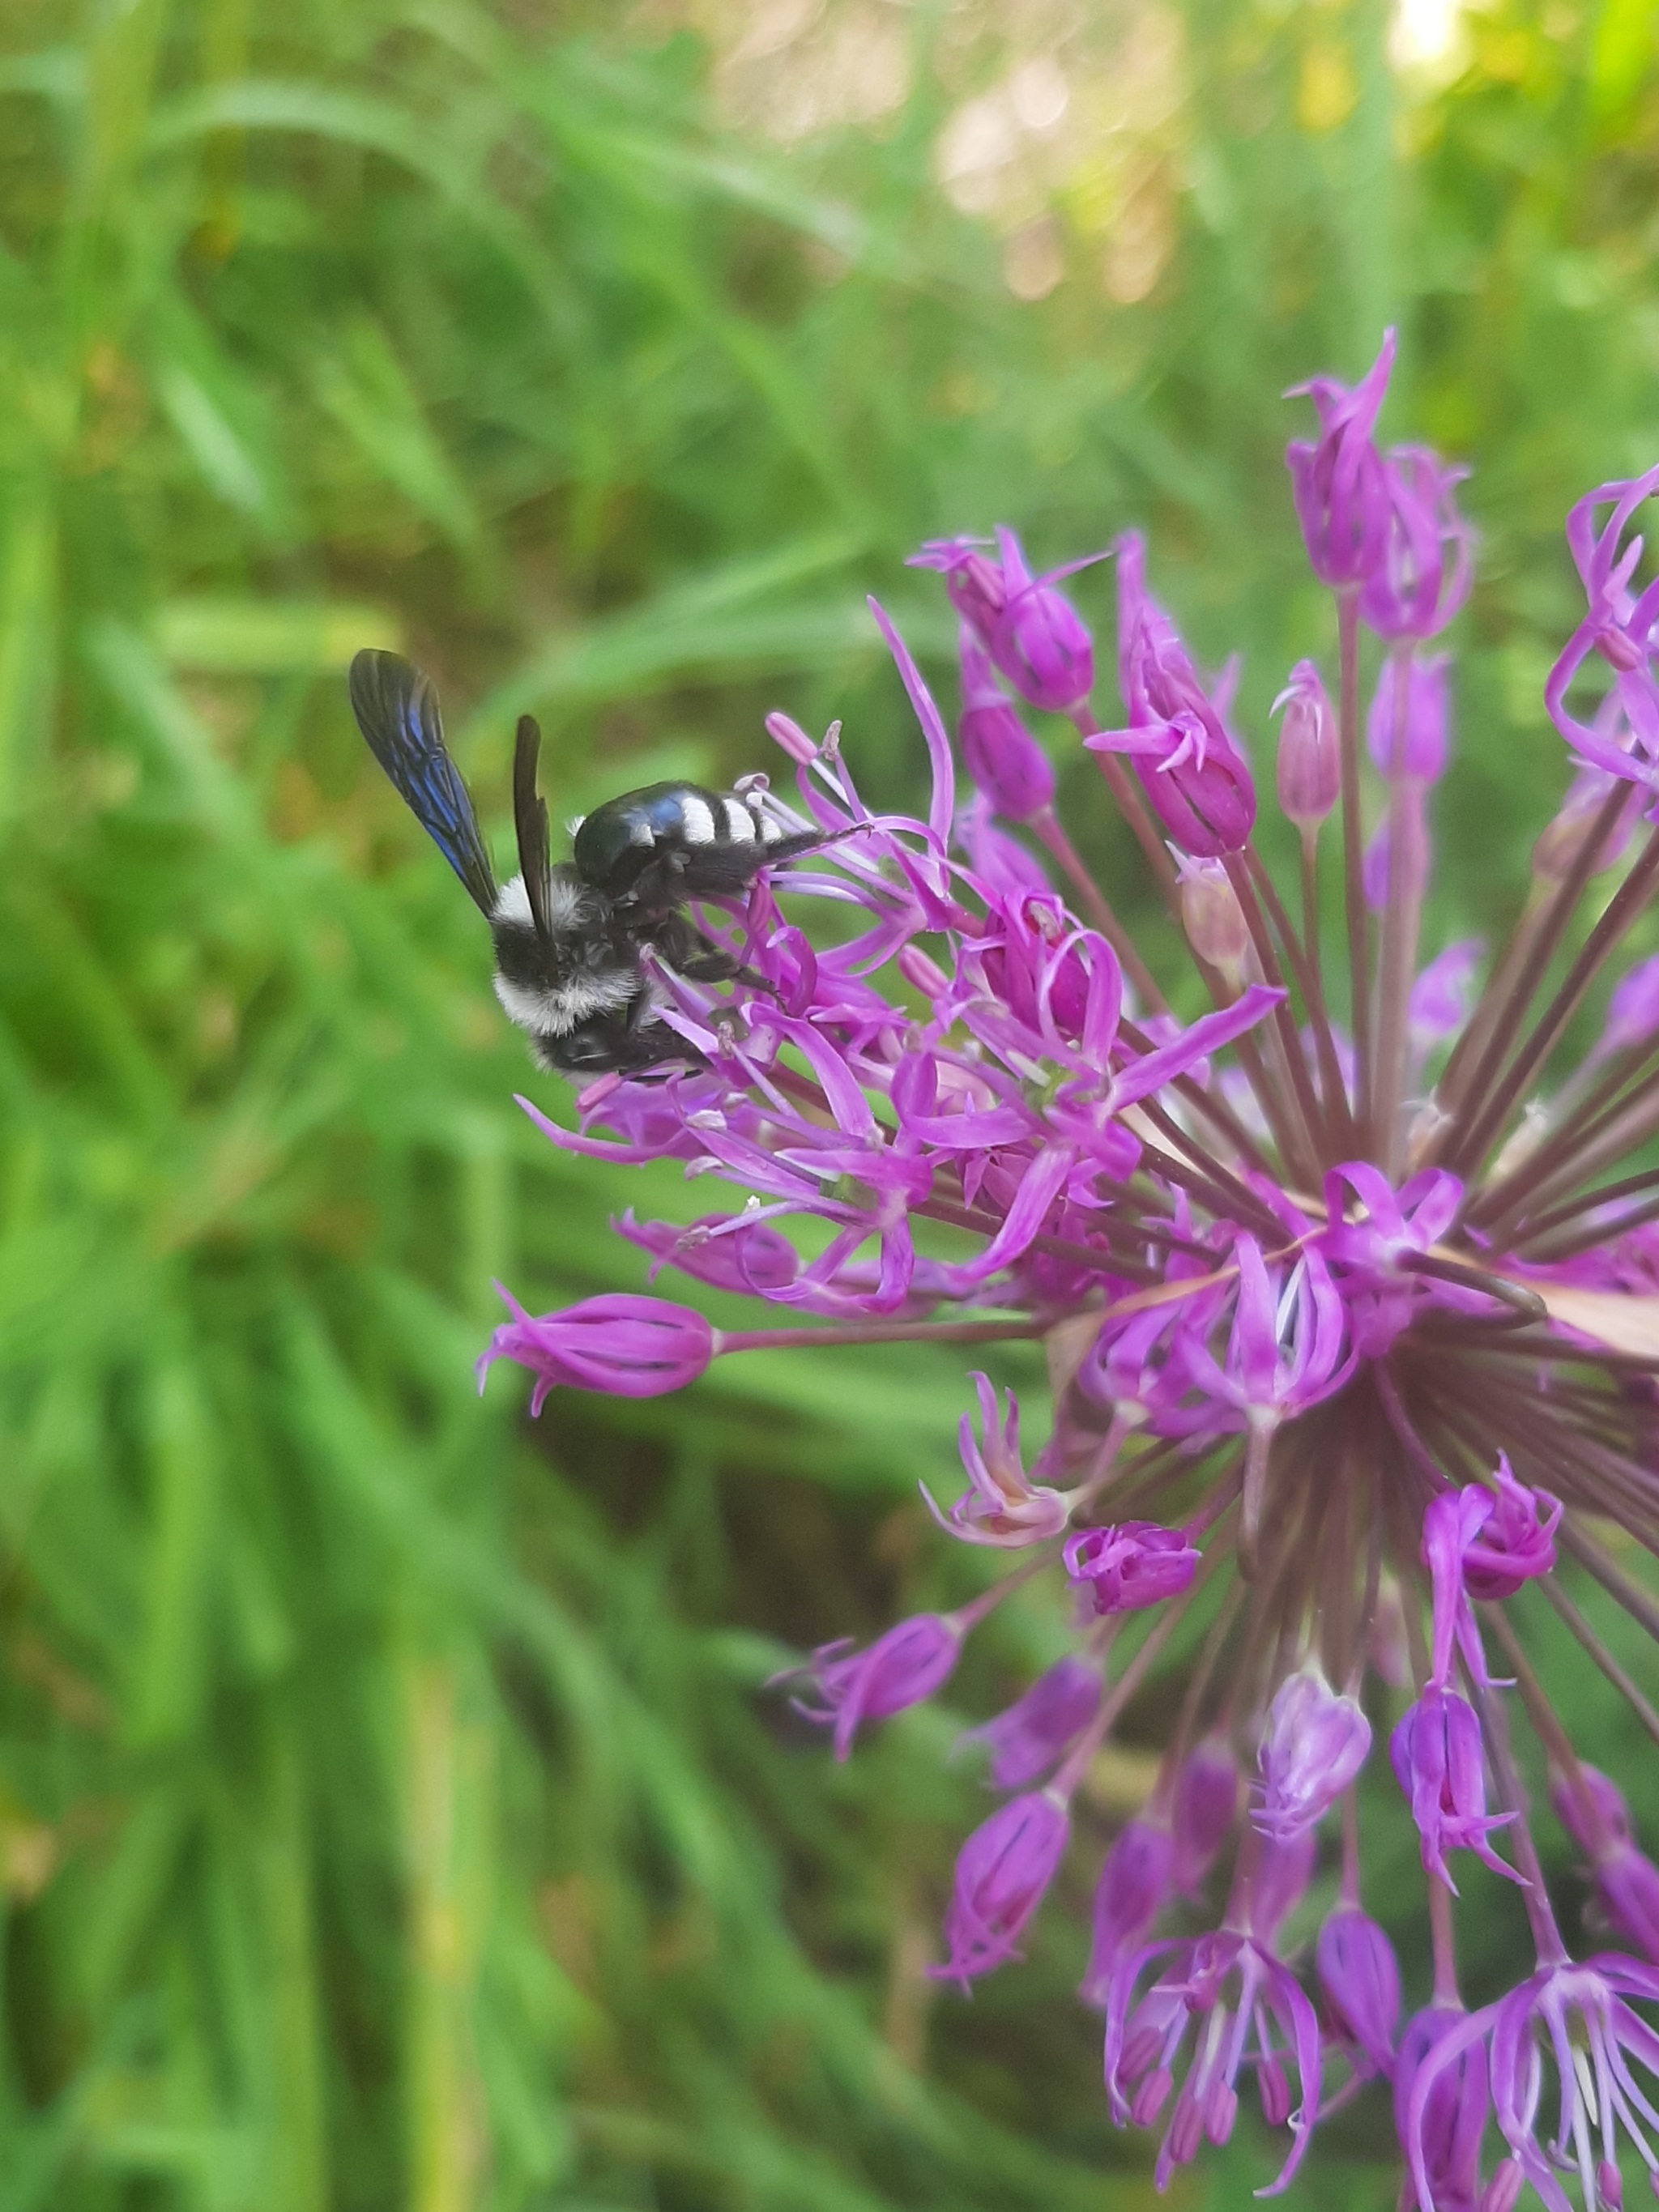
<box><xmin>480</xmin><ymin>335</ymin><xmax>1659</xmax><ymax>2206</ymax></box>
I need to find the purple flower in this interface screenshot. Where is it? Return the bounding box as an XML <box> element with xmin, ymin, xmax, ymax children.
<box><xmin>1254</xmin><ymin>1665</ymin><xmax>1372</xmax><ymax>1842</ymax></box>
<box><xmin>1367</xmin><ymin>652</ymin><xmax>1452</xmax><ymax>782</ymax></box>
<box><xmin>1410</xmin><ymin>1958</ymin><xmax>1659</xmax><ymax>2212</ymax></box>
<box><xmin>1456</xmin><ymin>1458</ymin><xmax>1561</xmax><ymax>1603</ymax></box>
<box><xmin>1105</xmin><ymin>1908</ymin><xmax>1323</xmax><ymax>2193</ymax></box>
<box><xmin>910</xmin><ymin>529</ymin><xmax>1098</xmax><ymax>712</ymax></box>
<box><xmin>616</xmin><ymin>1209</ymin><xmax>800</xmax><ymax>1297</ymax></box>
<box><xmin>1599</xmin><ymin>949</ymin><xmax>1659</xmax><ymax>1057</ymax></box>
<box><xmin>1273</xmin><ymin>660</ymin><xmax>1340</xmax><ymax>829</ymax></box>
<box><xmin>1171</xmin><ymin>1737</ymin><xmax>1238</xmax><ymax>1897</ymax></box>
<box><xmin>1358</xmin><ymin>451</ymin><xmax>1473</xmax><ymax>642</ymax></box>
<box><xmin>788</xmin><ymin>1613</ymin><xmax>962</xmax><ymax>1761</ymax></box>
<box><xmin>927</xmin><ymin>1374</ymin><xmax>1073</xmax><ymax>1548</ymax></box>
<box><xmin>1286</xmin><ymin>328</ymin><xmax>1395</xmax><ymax>590</ymax></box>
<box><xmin>1410</xmin><ymin>940</ymin><xmax>1481</xmax><ymax>1051</ymax></box>
<box><xmin>1081</xmin><ymin>1818</ymin><xmax>1175</xmax><ymax>2004</ymax></box>
<box><xmin>1390</xmin><ymin>1687</ymin><xmax>1520</xmax><ymax>1890</ymax></box>
<box><xmin>1396</xmin><ymin>2005</ymin><xmax>1491</xmax><ymax>2212</ymax></box>
<box><xmin>1085</xmin><ymin>534</ymin><xmax>1257</xmax><ymax>857</ymax></box>
<box><xmin>1546</xmin><ymin>466</ymin><xmax>1659</xmax><ymax>793</ymax></box>
<box><xmin>1063</xmin><ymin>1521</ymin><xmax>1199</xmax><ymax>1617</ymax></box>
<box><xmin>1316</xmin><ymin>1905</ymin><xmax>1401</xmax><ymax>2078</ymax></box>
<box><xmin>958</xmin><ymin>1656</ymin><xmax>1101</xmax><ymax>1791</ymax></box>
<box><xmin>956</xmin><ymin>623</ymin><xmax>1057</xmax><ymax>819</ymax></box>
<box><xmin>931</xmin><ymin>1790</ymin><xmax>1070</xmax><ymax>1988</ymax></box>
<box><xmin>476</xmin><ymin>1289</ymin><xmax>715</xmax><ymax>1407</ymax></box>
<box><xmin>1552</xmin><ymin>1767</ymin><xmax>1659</xmax><ymax>1963</ymax></box>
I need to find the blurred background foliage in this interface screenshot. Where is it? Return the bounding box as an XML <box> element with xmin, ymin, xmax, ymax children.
<box><xmin>1</xmin><ymin>0</ymin><xmax>1658</xmax><ymax>2206</ymax></box>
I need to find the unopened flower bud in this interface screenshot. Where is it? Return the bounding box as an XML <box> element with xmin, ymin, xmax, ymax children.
<box><xmin>1254</xmin><ymin>1665</ymin><xmax>1371</xmax><ymax>1842</ymax></box>
<box><xmin>1600</xmin><ymin>951</ymin><xmax>1659</xmax><ymax>1057</ymax></box>
<box><xmin>1316</xmin><ymin>1904</ymin><xmax>1401</xmax><ymax>2076</ymax></box>
<box><xmin>1367</xmin><ymin>653</ymin><xmax>1451</xmax><ymax>784</ymax></box>
<box><xmin>1273</xmin><ymin>661</ymin><xmax>1340</xmax><ymax>829</ymax></box>
<box><xmin>1063</xmin><ymin>1520</ymin><xmax>1200</xmax><ymax>1617</ymax></box>
<box><xmin>898</xmin><ymin>942</ymin><xmax>951</xmax><ymax>999</ymax></box>
<box><xmin>1531</xmin><ymin>766</ymin><xmax>1633</xmax><ymax>884</ymax></box>
<box><xmin>1081</xmin><ymin>1818</ymin><xmax>1175</xmax><ymax>2002</ymax></box>
<box><xmin>930</xmin><ymin>1789</ymin><xmax>1070</xmax><ymax>1988</ymax></box>
<box><xmin>1171</xmin><ymin>1737</ymin><xmax>1238</xmax><ymax>1895</ymax></box>
<box><xmin>957</xmin><ymin>623</ymin><xmax>1056</xmax><ymax>819</ymax></box>
<box><xmin>477</xmin><ymin>1289</ymin><xmax>715</xmax><ymax>1409</ymax></box>
<box><xmin>1178</xmin><ymin>854</ymin><xmax>1248</xmax><ymax>971</ymax></box>
<box><xmin>788</xmin><ymin>1613</ymin><xmax>963</xmax><ymax>1761</ymax></box>
<box><xmin>1396</xmin><ymin>2006</ymin><xmax>1490</xmax><ymax>2212</ymax></box>
<box><xmin>958</xmin><ymin>1656</ymin><xmax>1100</xmax><ymax>1792</ymax></box>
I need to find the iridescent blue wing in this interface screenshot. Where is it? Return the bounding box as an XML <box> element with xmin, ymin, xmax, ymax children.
<box><xmin>348</xmin><ymin>650</ymin><xmax>497</xmax><ymax>914</ymax></box>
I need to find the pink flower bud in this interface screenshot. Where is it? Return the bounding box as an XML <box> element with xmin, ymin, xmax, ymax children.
<box><xmin>1367</xmin><ymin>653</ymin><xmax>1451</xmax><ymax>784</ymax></box>
<box><xmin>1273</xmin><ymin>661</ymin><xmax>1340</xmax><ymax>827</ymax></box>
<box><xmin>1063</xmin><ymin>1521</ymin><xmax>1200</xmax><ymax>1617</ymax></box>
<box><xmin>1171</xmin><ymin>1737</ymin><xmax>1238</xmax><ymax>1895</ymax></box>
<box><xmin>1254</xmin><ymin>1665</ymin><xmax>1372</xmax><ymax>1842</ymax></box>
<box><xmin>1601</xmin><ymin>952</ymin><xmax>1659</xmax><ymax>1056</ymax></box>
<box><xmin>1316</xmin><ymin>1905</ymin><xmax>1401</xmax><ymax>2076</ymax></box>
<box><xmin>788</xmin><ymin>1613</ymin><xmax>962</xmax><ymax>1761</ymax></box>
<box><xmin>1177</xmin><ymin>855</ymin><xmax>1248</xmax><ymax>970</ymax></box>
<box><xmin>1389</xmin><ymin>1686</ymin><xmax>1520</xmax><ymax>1889</ymax></box>
<box><xmin>477</xmin><ymin>1289</ymin><xmax>715</xmax><ymax>1409</ymax></box>
<box><xmin>957</xmin><ymin>624</ymin><xmax>1057</xmax><ymax>817</ymax></box>
<box><xmin>763</xmin><ymin>709</ymin><xmax>821</xmax><ymax>764</ymax></box>
<box><xmin>958</xmin><ymin>1656</ymin><xmax>1100</xmax><ymax>1792</ymax></box>
<box><xmin>1081</xmin><ymin>1818</ymin><xmax>1175</xmax><ymax>2002</ymax></box>
<box><xmin>930</xmin><ymin>1790</ymin><xmax>1070</xmax><ymax>1988</ymax></box>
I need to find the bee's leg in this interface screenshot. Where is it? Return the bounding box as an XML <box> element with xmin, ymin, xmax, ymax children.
<box><xmin>646</xmin><ymin>913</ymin><xmax>774</xmax><ymax>992</ymax></box>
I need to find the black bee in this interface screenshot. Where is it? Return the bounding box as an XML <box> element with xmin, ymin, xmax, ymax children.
<box><xmin>348</xmin><ymin>649</ymin><xmax>825</xmax><ymax>1077</ymax></box>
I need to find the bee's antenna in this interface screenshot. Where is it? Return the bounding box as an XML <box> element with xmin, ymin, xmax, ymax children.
<box><xmin>513</xmin><ymin>714</ymin><xmax>556</xmax><ymax>947</ymax></box>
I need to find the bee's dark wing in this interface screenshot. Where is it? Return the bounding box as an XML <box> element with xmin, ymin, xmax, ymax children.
<box><xmin>512</xmin><ymin>713</ymin><xmax>556</xmax><ymax>948</ymax></box>
<box><xmin>348</xmin><ymin>649</ymin><xmax>497</xmax><ymax>915</ymax></box>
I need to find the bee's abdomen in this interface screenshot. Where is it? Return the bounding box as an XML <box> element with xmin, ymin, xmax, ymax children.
<box><xmin>574</xmin><ymin>781</ymin><xmax>795</xmax><ymax>906</ymax></box>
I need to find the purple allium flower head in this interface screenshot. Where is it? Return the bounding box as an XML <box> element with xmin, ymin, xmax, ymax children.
<box><xmin>1286</xmin><ymin>327</ymin><xmax>1396</xmax><ymax>590</ymax></box>
<box><xmin>789</xmin><ymin>1613</ymin><xmax>962</xmax><ymax>1762</ymax></box>
<box><xmin>1273</xmin><ymin>659</ymin><xmax>1340</xmax><ymax>829</ymax></box>
<box><xmin>958</xmin><ymin>1656</ymin><xmax>1100</xmax><ymax>1792</ymax></box>
<box><xmin>1081</xmin><ymin>1818</ymin><xmax>1176</xmax><ymax>2005</ymax></box>
<box><xmin>1086</xmin><ymin>535</ymin><xmax>1256</xmax><ymax>856</ymax></box>
<box><xmin>1171</xmin><ymin>1737</ymin><xmax>1239</xmax><ymax>1897</ymax></box>
<box><xmin>956</xmin><ymin>623</ymin><xmax>1056</xmax><ymax>820</ymax></box>
<box><xmin>1254</xmin><ymin>1665</ymin><xmax>1372</xmax><ymax>1843</ymax></box>
<box><xmin>1390</xmin><ymin>1687</ymin><xmax>1520</xmax><ymax>1890</ymax></box>
<box><xmin>466</xmin><ymin>341</ymin><xmax>1659</xmax><ymax>2208</ymax></box>
<box><xmin>1316</xmin><ymin>1905</ymin><xmax>1401</xmax><ymax>2078</ymax></box>
<box><xmin>1396</xmin><ymin>2006</ymin><xmax>1491</xmax><ymax>2212</ymax></box>
<box><xmin>910</xmin><ymin>529</ymin><xmax>1098</xmax><ymax>712</ymax></box>
<box><xmin>1359</xmin><ymin>451</ymin><xmax>1474</xmax><ymax>642</ymax></box>
<box><xmin>476</xmin><ymin>1289</ymin><xmax>714</xmax><ymax>1407</ymax></box>
<box><xmin>1367</xmin><ymin>652</ymin><xmax>1452</xmax><ymax>782</ymax></box>
<box><xmin>931</xmin><ymin>1790</ymin><xmax>1070</xmax><ymax>1989</ymax></box>
<box><xmin>1063</xmin><ymin>1521</ymin><xmax>1200</xmax><ymax>1617</ymax></box>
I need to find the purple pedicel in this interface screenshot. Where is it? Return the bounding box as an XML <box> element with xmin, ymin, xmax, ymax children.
<box><xmin>1254</xmin><ymin>1667</ymin><xmax>1372</xmax><ymax>1843</ymax></box>
<box><xmin>930</xmin><ymin>1790</ymin><xmax>1070</xmax><ymax>1989</ymax></box>
<box><xmin>467</xmin><ymin>343</ymin><xmax>1659</xmax><ymax>2208</ymax></box>
<box><xmin>958</xmin><ymin>1656</ymin><xmax>1101</xmax><ymax>1792</ymax></box>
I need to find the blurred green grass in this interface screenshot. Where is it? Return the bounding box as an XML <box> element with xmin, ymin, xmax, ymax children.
<box><xmin>1</xmin><ymin>1</ymin><xmax>1658</xmax><ymax>2206</ymax></box>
